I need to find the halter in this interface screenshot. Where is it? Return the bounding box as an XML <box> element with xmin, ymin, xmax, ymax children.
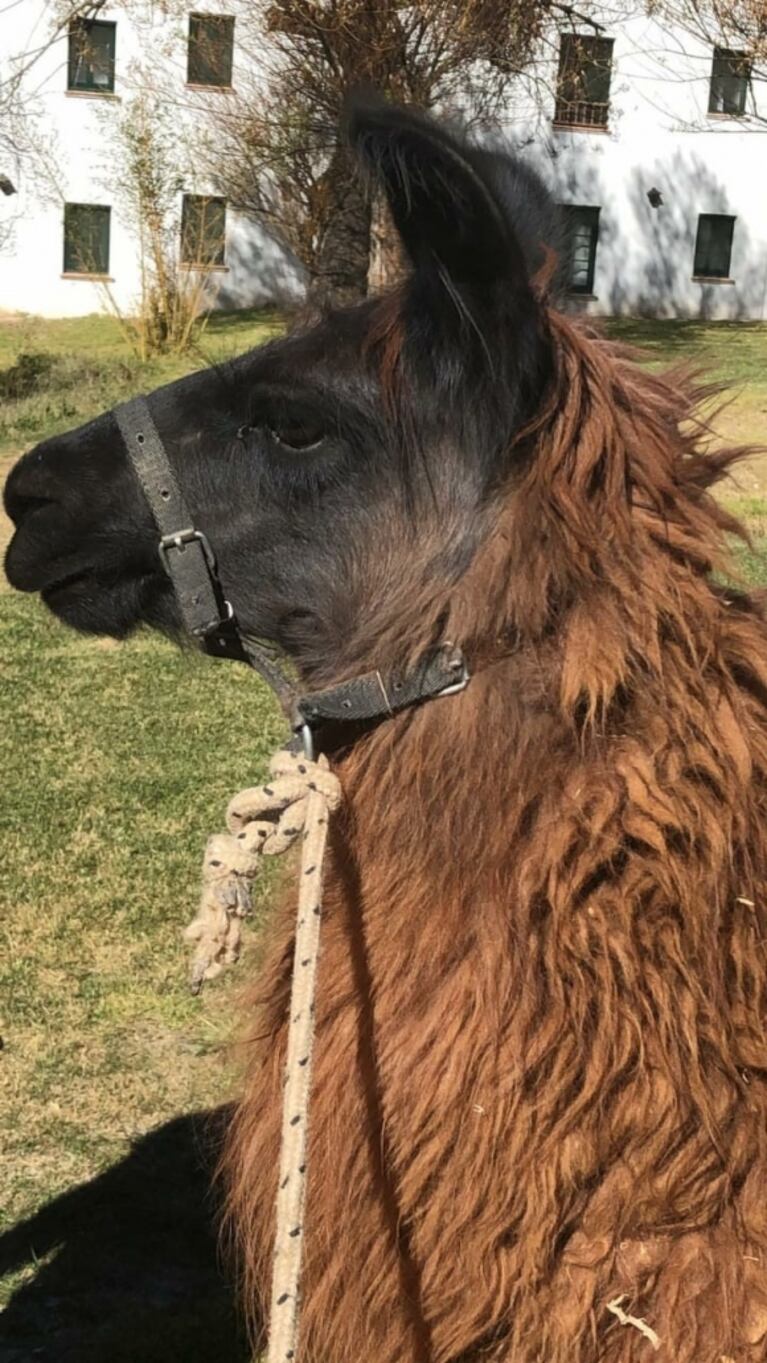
<box><xmin>114</xmin><ymin>395</ymin><xmax>469</xmax><ymax>754</ymax></box>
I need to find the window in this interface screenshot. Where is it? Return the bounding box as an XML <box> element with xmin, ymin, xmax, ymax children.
<box><xmin>187</xmin><ymin>14</ymin><xmax>234</xmax><ymax>87</ymax></box>
<box><xmin>708</xmin><ymin>47</ymin><xmax>751</xmax><ymax>115</ymax></box>
<box><xmin>693</xmin><ymin>214</ymin><xmax>735</xmax><ymax>279</ymax></box>
<box><xmin>63</xmin><ymin>203</ymin><xmax>111</xmax><ymax>276</ymax></box>
<box><xmin>554</xmin><ymin>34</ymin><xmax>613</xmax><ymax>128</ymax></box>
<box><xmin>67</xmin><ymin>19</ymin><xmax>116</xmax><ymax>93</ymax></box>
<box><xmin>181</xmin><ymin>194</ymin><xmax>226</xmax><ymax>266</ymax></box>
<box><xmin>561</xmin><ymin>205</ymin><xmax>600</xmax><ymax>293</ymax></box>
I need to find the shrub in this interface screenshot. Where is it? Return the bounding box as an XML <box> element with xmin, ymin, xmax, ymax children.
<box><xmin>0</xmin><ymin>352</ymin><xmax>145</xmax><ymax>452</ymax></box>
<box><xmin>0</xmin><ymin>350</ymin><xmax>56</xmax><ymax>399</ymax></box>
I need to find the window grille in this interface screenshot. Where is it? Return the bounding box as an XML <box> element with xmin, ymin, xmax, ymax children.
<box><xmin>709</xmin><ymin>48</ymin><xmax>750</xmax><ymax>116</ymax></box>
<box><xmin>554</xmin><ymin>35</ymin><xmax>613</xmax><ymax>128</ymax></box>
<box><xmin>693</xmin><ymin>214</ymin><xmax>735</xmax><ymax>279</ymax></box>
<box><xmin>67</xmin><ymin>20</ymin><xmax>116</xmax><ymax>93</ymax></box>
<box><xmin>63</xmin><ymin>203</ymin><xmax>111</xmax><ymax>275</ymax></box>
<box><xmin>187</xmin><ymin>14</ymin><xmax>235</xmax><ymax>87</ymax></box>
<box><xmin>181</xmin><ymin>195</ymin><xmax>227</xmax><ymax>266</ymax></box>
<box><xmin>561</xmin><ymin>204</ymin><xmax>601</xmax><ymax>293</ymax></box>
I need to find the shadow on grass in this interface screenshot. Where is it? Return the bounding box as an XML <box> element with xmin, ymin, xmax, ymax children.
<box><xmin>0</xmin><ymin>1108</ymin><xmax>250</xmax><ymax>1363</ymax></box>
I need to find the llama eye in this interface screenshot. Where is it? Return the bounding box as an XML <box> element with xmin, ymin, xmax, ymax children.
<box><xmin>266</xmin><ymin>421</ymin><xmax>326</xmax><ymax>453</ymax></box>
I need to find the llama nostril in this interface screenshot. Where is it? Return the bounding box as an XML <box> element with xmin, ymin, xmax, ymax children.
<box><xmin>3</xmin><ymin>460</ymin><xmax>57</xmax><ymax>527</ymax></box>
<box><xmin>3</xmin><ymin>443</ymin><xmax>70</xmax><ymax>527</ymax></box>
<box><xmin>8</xmin><ymin>493</ymin><xmax>54</xmax><ymax>525</ymax></box>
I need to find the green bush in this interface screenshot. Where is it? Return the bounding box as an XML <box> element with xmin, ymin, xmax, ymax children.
<box><xmin>0</xmin><ymin>353</ymin><xmax>145</xmax><ymax>451</ymax></box>
<box><xmin>0</xmin><ymin>350</ymin><xmax>56</xmax><ymax>399</ymax></box>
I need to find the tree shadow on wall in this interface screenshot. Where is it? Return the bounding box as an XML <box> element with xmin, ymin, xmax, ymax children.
<box><xmin>616</xmin><ymin>153</ymin><xmax>759</xmax><ymax>321</ymax></box>
<box><xmin>0</xmin><ymin>1108</ymin><xmax>250</xmax><ymax>1363</ymax></box>
<box><xmin>542</xmin><ymin>140</ymin><xmax>764</xmax><ymax>321</ymax></box>
<box><xmin>215</xmin><ymin>221</ymin><xmax>307</xmax><ymax>312</ymax></box>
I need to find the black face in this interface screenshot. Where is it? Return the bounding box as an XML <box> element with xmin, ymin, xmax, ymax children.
<box><xmin>4</xmin><ymin>97</ymin><xmax>559</xmax><ymax>684</ymax></box>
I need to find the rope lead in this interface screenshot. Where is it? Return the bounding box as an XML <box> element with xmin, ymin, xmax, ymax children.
<box><xmin>185</xmin><ymin>749</ymin><xmax>342</xmax><ymax>1362</ymax></box>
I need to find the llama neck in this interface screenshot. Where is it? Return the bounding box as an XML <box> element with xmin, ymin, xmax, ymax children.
<box><xmin>332</xmin><ymin>625</ymin><xmax>764</xmax><ymax>1106</ymax></box>
<box><xmin>334</xmin><ymin>654</ymin><xmax>571</xmax><ymax>1006</ymax></box>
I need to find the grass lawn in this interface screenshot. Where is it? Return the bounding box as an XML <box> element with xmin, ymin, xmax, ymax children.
<box><xmin>0</xmin><ymin>600</ymin><xmax>286</xmax><ymax>1361</ymax></box>
<box><xmin>1</xmin><ymin>310</ymin><xmax>766</xmax><ymax>1360</ymax></box>
<box><xmin>606</xmin><ymin>318</ymin><xmax>767</xmax><ymax>494</ymax></box>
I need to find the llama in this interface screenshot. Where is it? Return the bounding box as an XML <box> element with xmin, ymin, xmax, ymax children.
<box><xmin>5</xmin><ymin>96</ymin><xmax>767</xmax><ymax>1362</ymax></box>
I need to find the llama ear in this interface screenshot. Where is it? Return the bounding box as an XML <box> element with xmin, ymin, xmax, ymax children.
<box><xmin>345</xmin><ymin>92</ymin><xmax>526</xmax><ymax>286</ymax></box>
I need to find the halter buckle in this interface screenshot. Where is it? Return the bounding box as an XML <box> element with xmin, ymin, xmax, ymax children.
<box><xmin>158</xmin><ymin>527</ymin><xmax>216</xmax><ymax>576</ymax></box>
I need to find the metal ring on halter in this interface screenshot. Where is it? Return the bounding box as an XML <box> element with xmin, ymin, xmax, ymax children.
<box><xmin>299</xmin><ymin>722</ymin><xmax>315</xmax><ymax>762</ymax></box>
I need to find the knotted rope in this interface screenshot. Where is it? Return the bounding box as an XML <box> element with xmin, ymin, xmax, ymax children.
<box><xmin>184</xmin><ymin>748</ymin><xmax>342</xmax><ymax>1363</ymax></box>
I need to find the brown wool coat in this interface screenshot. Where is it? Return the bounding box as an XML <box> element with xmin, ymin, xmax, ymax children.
<box><xmin>223</xmin><ymin>313</ymin><xmax>767</xmax><ymax>1363</ymax></box>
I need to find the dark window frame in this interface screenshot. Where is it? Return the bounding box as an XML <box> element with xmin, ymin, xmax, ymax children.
<box><xmin>67</xmin><ymin>19</ymin><xmax>116</xmax><ymax>94</ymax></box>
<box><xmin>561</xmin><ymin>203</ymin><xmax>601</xmax><ymax>294</ymax></box>
<box><xmin>708</xmin><ymin>46</ymin><xmax>751</xmax><ymax>116</ymax></box>
<box><xmin>186</xmin><ymin>14</ymin><xmax>235</xmax><ymax>88</ymax></box>
<box><xmin>180</xmin><ymin>193</ymin><xmax>227</xmax><ymax>267</ymax></box>
<box><xmin>554</xmin><ymin>34</ymin><xmax>613</xmax><ymax>129</ymax></box>
<box><xmin>693</xmin><ymin>213</ymin><xmax>736</xmax><ymax>280</ymax></box>
<box><xmin>63</xmin><ymin>202</ymin><xmax>111</xmax><ymax>276</ymax></box>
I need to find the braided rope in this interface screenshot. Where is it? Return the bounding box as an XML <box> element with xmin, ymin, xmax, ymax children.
<box><xmin>184</xmin><ymin>748</ymin><xmax>342</xmax><ymax>1362</ymax></box>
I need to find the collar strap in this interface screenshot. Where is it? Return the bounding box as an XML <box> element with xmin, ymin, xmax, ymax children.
<box><xmin>293</xmin><ymin>643</ymin><xmax>469</xmax><ymax>757</ymax></box>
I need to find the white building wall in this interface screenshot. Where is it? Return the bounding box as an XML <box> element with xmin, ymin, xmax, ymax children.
<box><xmin>1</xmin><ymin>2</ymin><xmax>766</xmax><ymax>319</ymax></box>
<box><xmin>0</xmin><ymin>0</ymin><xmax>305</xmax><ymax>318</ymax></box>
<box><xmin>505</xmin><ymin>8</ymin><xmax>767</xmax><ymax>318</ymax></box>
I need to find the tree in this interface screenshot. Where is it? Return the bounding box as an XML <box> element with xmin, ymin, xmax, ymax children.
<box><xmin>191</xmin><ymin>0</ymin><xmax>607</xmax><ymax>302</ymax></box>
<box><xmin>2</xmin><ymin>2</ymin><xmax>219</xmax><ymax>349</ymax></box>
<box><xmin>102</xmin><ymin>90</ymin><xmax>219</xmax><ymax>357</ymax></box>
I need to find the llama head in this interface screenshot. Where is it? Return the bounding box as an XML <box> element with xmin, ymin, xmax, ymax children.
<box><xmin>4</xmin><ymin>95</ymin><xmax>560</xmax><ymax>684</ymax></box>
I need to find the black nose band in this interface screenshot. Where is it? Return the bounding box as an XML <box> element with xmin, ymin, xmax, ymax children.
<box><xmin>115</xmin><ymin>396</ymin><xmax>230</xmax><ymax>638</ymax></box>
<box><xmin>113</xmin><ymin>395</ymin><xmax>296</xmax><ymax>705</ymax></box>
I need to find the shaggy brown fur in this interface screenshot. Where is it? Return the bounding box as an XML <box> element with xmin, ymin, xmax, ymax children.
<box><xmin>223</xmin><ymin>311</ymin><xmax>767</xmax><ymax>1362</ymax></box>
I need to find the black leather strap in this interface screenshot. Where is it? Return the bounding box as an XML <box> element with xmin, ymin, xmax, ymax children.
<box><xmin>115</xmin><ymin>395</ymin><xmax>297</xmax><ymax>707</ymax></box>
<box><xmin>294</xmin><ymin>643</ymin><xmax>469</xmax><ymax>752</ymax></box>
<box><xmin>115</xmin><ymin>396</ymin><xmax>228</xmax><ymax>638</ymax></box>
